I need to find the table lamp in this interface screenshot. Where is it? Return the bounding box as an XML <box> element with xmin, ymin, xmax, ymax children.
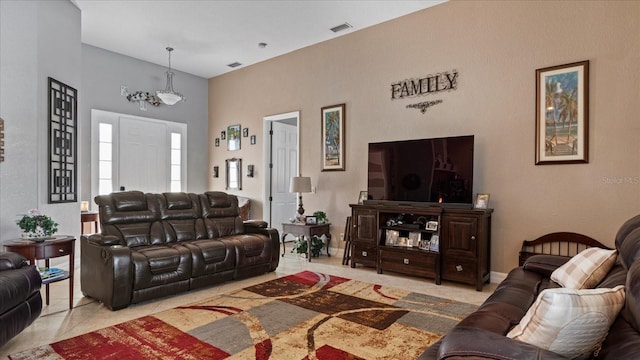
<box><xmin>290</xmin><ymin>176</ymin><xmax>312</xmax><ymax>222</ymax></box>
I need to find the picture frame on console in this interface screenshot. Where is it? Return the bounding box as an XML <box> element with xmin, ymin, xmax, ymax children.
<box><xmin>475</xmin><ymin>193</ymin><xmax>490</xmax><ymax>209</ymax></box>
<box><xmin>321</xmin><ymin>103</ymin><xmax>346</xmax><ymax>171</ymax></box>
<box><xmin>358</xmin><ymin>191</ymin><xmax>368</xmax><ymax>204</ymax></box>
<box><xmin>305</xmin><ymin>216</ymin><xmax>317</xmax><ymax>225</ymax></box>
<box><xmin>535</xmin><ymin>60</ymin><xmax>589</xmax><ymax>165</ymax></box>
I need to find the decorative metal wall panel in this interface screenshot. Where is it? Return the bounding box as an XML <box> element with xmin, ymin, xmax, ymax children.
<box><xmin>48</xmin><ymin>77</ymin><xmax>77</xmax><ymax>203</ymax></box>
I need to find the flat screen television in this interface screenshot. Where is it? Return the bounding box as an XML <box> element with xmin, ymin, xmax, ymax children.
<box><xmin>367</xmin><ymin>135</ymin><xmax>474</xmax><ymax>206</ymax></box>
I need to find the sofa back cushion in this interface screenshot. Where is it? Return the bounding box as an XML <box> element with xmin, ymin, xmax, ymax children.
<box><xmin>95</xmin><ymin>191</ymin><xmax>163</xmax><ymax>247</ymax></box>
<box><xmin>200</xmin><ymin>192</ymin><xmax>243</xmax><ymax>237</ymax></box>
<box><xmin>156</xmin><ymin>192</ymin><xmax>206</xmax><ymax>243</ymax></box>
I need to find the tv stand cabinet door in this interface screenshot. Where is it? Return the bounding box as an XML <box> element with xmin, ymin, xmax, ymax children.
<box><xmin>350</xmin><ymin>207</ymin><xmax>378</xmax><ymax>268</ymax></box>
<box><xmin>441</xmin><ymin>211</ymin><xmax>491</xmax><ymax>291</ymax></box>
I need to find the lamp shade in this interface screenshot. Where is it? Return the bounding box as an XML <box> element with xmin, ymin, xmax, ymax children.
<box><xmin>290</xmin><ymin>176</ymin><xmax>312</xmax><ymax>193</ymax></box>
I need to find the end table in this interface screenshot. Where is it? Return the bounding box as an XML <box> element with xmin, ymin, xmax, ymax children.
<box><xmin>281</xmin><ymin>223</ymin><xmax>331</xmax><ymax>261</ymax></box>
<box><xmin>3</xmin><ymin>235</ymin><xmax>76</xmax><ymax>309</ymax></box>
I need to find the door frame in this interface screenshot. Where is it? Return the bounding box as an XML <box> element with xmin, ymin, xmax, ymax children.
<box><xmin>90</xmin><ymin>109</ymin><xmax>187</xmax><ymax>208</ymax></box>
<box><xmin>262</xmin><ymin>111</ymin><xmax>300</xmax><ymax>226</ymax></box>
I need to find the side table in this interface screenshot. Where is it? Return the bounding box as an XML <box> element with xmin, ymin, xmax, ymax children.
<box><xmin>281</xmin><ymin>223</ymin><xmax>331</xmax><ymax>262</ymax></box>
<box><xmin>81</xmin><ymin>211</ymin><xmax>100</xmax><ymax>235</ymax></box>
<box><xmin>3</xmin><ymin>235</ymin><xmax>76</xmax><ymax>309</ymax></box>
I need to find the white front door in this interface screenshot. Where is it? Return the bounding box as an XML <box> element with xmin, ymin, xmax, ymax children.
<box><xmin>270</xmin><ymin>120</ymin><xmax>298</xmax><ymax>232</ymax></box>
<box><xmin>118</xmin><ymin>117</ymin><xmax>168</xmax><ymax>193</ymax></box>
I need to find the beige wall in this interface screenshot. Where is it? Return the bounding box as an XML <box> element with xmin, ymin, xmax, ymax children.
<box><xmin>209</xmin><ymin>0</ymin><xmax>640</xmax><ymax>273</ymax></box>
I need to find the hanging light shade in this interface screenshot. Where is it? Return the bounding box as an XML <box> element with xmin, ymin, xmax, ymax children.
<box><xmin>156</xmin><ymin>47</ymin><xmax>185</xmax><ymax>105</ymax></box>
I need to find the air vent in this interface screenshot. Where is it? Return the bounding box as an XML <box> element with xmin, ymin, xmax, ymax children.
<box><xmin>227</xmin><ymin>62</ymin><xmax>242</xmax><ymax>68</ymax></box>
<box><xmin>330</xmin><ymin>22</ymin><xmax>352</xmax><ymax>33</ymax></box>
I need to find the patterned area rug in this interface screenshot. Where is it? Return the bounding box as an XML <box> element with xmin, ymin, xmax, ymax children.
<box><xmin>9</xmin><ymin>271</ymin><xmax>477</xmax><ymax>360</ymax></box>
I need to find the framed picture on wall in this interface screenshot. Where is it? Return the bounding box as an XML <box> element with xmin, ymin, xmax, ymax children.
<box><xmin>321</xmin><ymin>103</ymin><xmax>346</xmax><ymax>171</ymax></box>
<box><xmin>227</xmin><ymin>124</ymin><xmax>241</xmax><ymax>151</ymax></box>
<box><xmin>535</xmin><ymin>60</ymin><xmax>589</xmax><ymax>165</ymax></box>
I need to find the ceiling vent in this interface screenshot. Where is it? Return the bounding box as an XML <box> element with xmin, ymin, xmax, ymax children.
<box><xmin>330</xmin><ymin>22</ymin><xmax>352</xmax><ymax>33</ymax></box>
<box><xmin>227</xmin><ymin>62</ymin><xmax>242</xmax><ymax>68</ymax></box>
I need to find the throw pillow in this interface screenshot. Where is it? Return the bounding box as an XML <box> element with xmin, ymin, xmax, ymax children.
<box><xmin>507</xmin><ymin>285</ymin><xmax>625</xmax><ymax>359</ymax></box>
<box><xmin>551</xmin><ymin>247</ymin><xmax>617</xmax><ymax>289</ymax></box>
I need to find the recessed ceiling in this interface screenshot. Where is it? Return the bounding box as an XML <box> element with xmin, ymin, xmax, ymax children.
<box><xmin>75</xmin><ymin>0</ymin><xmax>447</xmax><ymax>79</ymax></box>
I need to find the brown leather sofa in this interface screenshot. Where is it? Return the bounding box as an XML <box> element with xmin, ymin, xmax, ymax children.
<box><xmin>81</xmin><ymin>191</ymin><xmax>279</xmax><ymax>310</ymax></box>
<box><xmin>0</xmin><ymin>252</ymin><xmax>42</xmax><ymax>347</ymax></box>
<box><xmin>420</xmin><ymin>214</ymin><xmax>640</xmax><ymax>359</ymax></box>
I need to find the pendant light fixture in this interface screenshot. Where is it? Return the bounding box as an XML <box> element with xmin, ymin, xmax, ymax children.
<box><xmin>156</xmin><ymin>47</ymin><xmax>185</xmax><ymax>105</ymax></box>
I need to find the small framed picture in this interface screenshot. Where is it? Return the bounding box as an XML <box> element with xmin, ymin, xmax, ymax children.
<box><xmin>397</xmin><ymin>237</ymin><xmax>408</xmax><ymax>247</ymax></box>
<box><xmin>227</xmin><ymin>125</ymin><xmax>241</xmax><ymax>151</ymax></box>
<box><xmin>385</xmin><ymin>229</ymin><xmax>399</xmax><ymax>246</ymax></box>
<box><xmin>250</xmin><ymin>135</ymin><xmax>256</xmax><ymax>145</ymax></box>
<box><xmin>475</xmin><ymin>193</ymin><xmax>490</xmax><ymax>209</ymax></box>
<box><xmin>429</xmin><ymin>234</ymin><xmax>439</xmax><ymax>252</ymax></box>
<box><xmin>418</xmin><ymin>239</ymin><xmax>431</xmax><ymax>250</ymax></box>
<box><xmin>408</xmin><ymin>232</ymin><xmax>421</xmax><ymax>248</ymax></box>
<box><xmin>426</xmin><ymin>221</ymin><xmax>438</xmax><ymax>231</ymax></box>
<box><xmin>305</xmin><ymin>216</ymin><xmax>317</xmax><ymax>225</ymax></box>
<box><xmin>215</xmin><ymin>138</ymin><xmax>220</xmax><ymax>147</ymax></box>
<box><xmin>221</xmin><ymin>131</ymin><xmax>226</xmax><ymax>140</ymax></box>
<box><xmin>243</xmin><ymin>128</ymin><xmax>249</xmax><ymax>137</ymax></box>
<box><xmin>358</xmin><ymin>190</ymin><xmax>368</xmax><ymax>204</ymax></box>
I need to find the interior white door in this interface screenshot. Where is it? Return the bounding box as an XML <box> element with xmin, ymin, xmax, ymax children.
<box><xmin>270</xmin><ymin>121</ymin><xmax>297</xmax><ymax>232</ymax></box>
<box><xmin>119</xmin><ymin>117</ymin><xmax>168</xmax><ymax>193</ymax></box>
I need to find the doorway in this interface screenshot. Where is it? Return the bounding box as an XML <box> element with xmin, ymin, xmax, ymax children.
<box><xmin>91</xmin><ymin>109</ymin><xmax>187</xmax><ymax>203</ymax></box>
<box><xmin>263</xmin><ymin>111</ymin><xmax>300</xmax><ymax>233</ymax></box>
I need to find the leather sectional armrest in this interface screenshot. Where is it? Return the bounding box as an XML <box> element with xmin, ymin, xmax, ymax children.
<box><xmin>522</xmin><ymin>254</ymin><xmax>570</xmax><ymax>277</ymax></box>
<box><xmin>244</xmin><ymin>220</ymin><xmax>268</xmax><ymax>228</ymax></box>
<box><xmin>85</xmin><ymin>234</ymin><xmax>123</xmax><ymax>246</ymax></box>
<box><xmin>0</xmin><ymin>252</ymin><xmax>28</xmax><ymax>271</ymax></box>
<box><xmin>438</xmin><ymin>326</ymin><xmax>569</xmax><ymax>360</ymax></box>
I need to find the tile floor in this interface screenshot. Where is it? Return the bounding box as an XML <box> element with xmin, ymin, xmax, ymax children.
<box><xmin>0</xmin><ymin>245</ymin><xmax>496</xmax><ymax>358</ymax></box>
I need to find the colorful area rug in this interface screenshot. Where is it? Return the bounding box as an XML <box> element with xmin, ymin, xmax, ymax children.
<box><xmin>10</xmin><ymin>271</ymin><xmax>477</xmax><ymax>360</ymax></box>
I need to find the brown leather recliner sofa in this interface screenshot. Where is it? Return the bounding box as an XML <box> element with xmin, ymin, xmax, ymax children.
<box><xmin>420</xmin><ymin>214</ymin><xmax>640</xmax><ymax>360</ymax></box>
<box><xmin>81</xmin><ymin>191</ymin><xmax>279</xmax><ymax>310</ymax></box>
<box><xmin>0</xmin><ymin>252</ymin><xmax>42</xmax><ymax>347</ymax></box>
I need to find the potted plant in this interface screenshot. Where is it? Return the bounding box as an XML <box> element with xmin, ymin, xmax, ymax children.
<box><xmin>313</xmin><ymin>211</ymin><xmax>328</xmax><ymax>224</ymax></box>
<box><xmin>291</xmin><ymin>235</ymin><xmax>324</xmax><ymax>257</ymax></box>
<box><xmin>16</xmin><ymin>209</ymin><xmax>58</xmax><ymax>241</ymax></box>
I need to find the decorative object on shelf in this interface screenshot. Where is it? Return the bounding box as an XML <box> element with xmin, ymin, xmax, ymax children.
<box><xmin>426</xmin><ymin>221</ymin><xmax>439</xmax><ymax>231</ymax></box>
<box><xmin>212</xmin><ymin>165</ymin><xmax>219</xmax><ymax>178</ymax></box>
<box><xmin>386</xmin><ymin>230</ymin><xmax>399</xmax><ymax>246</ymax></box>
<box><xmin>0</xmin><ymin>117</ymin><xmax>4</xmax><ymax>162</ymax></box>
<box><xmin>406</xmin><ymin>99</ymin><xmax>443</xmax><ymax>114</ymax></box>
<box><xmin>156</xmin><ymin>47</ymin><xmax>185</xmax><ymax>105</ymax></box>
<box><xmin>358</xmin><ymin>190</ymin><xmax>368</xmax><ymax>204</ymax></box>
<box><xmin>227</xmin><ymin>124</ymin><xmax>241</xmax><ymax>151</ymax></box>
<box><xmin>215</xmin><ymin>138</ymin><xmax>220</xmax><ymax>147</ymax></box>
<box><xmin>225</xmin><ymin>158</ymin><xmax>242</xmax><ymax>190</ymax></box>
<box><xmin>221</xmin><ymin>131</ymin><xmax>226</xmax><ymax>140</ymax></box>
<box><xmin>291</xmin><ymin>235</ymin><xmax>324</xmax><ymax>258</ymax></box>
<box><xmin>243</xmin><ymin>128</ymin><xmax>249</xmax><ymax>137</ymax></box>
<box><xmin>312</xmin><ymin>210</ymin><xmax>328</xmax><ymax>224</ymax></box>
<box><xmin>321</xmin><ymin>103</ymin><xmax>346</xmax><ymax>171</ymax></box>
<box><xmin>305</xmin><ymin>216</ymin><xmax>317</xmax><ymax>225</ymax></box>
<box><xmin>535</xmin><ymin>60</ymin><xmax>589</xmax><ymax>165</ymax></box>
<box><xmin>408</xmin><ymin>232</ymin><xmax>421</xmax><ymax>248</ymax></box>
<box><xmin>474</xmin><ymin>193</ymin><xmax>489</xmax><ymax>209</ymax></box>
<box><xmin>48</xmin><ymin>77</ymin><xmax>77</xmax><ymax>203</ymax></box>
<box><xmin>16</xmin><ymin>209</ymin><xmax>58</xmax><ymax>240</ymax></box>
<box><xmin>247</xmin><ymin>164</ymin><xmax>254</xmax><ymax>177</ymax></box>
<box><xmin>250</xmin><ymin>135</ymin><xmax>256</xmax><ymax>145</ymax></box>
<box><xmin>290</xmin><ymin>176</ymin><xmax>312</xmax><ymax>222</ymax></box>
<box><xmin>429</xmin><ymin>234</ymin><xmax>440</xmax><ymax>252</ymax></box>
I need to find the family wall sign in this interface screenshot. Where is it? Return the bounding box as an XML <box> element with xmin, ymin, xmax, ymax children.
<box><xmin>391</xmin><ymin>69</ymin><xmax>458</xmax><ymax>113</ymax></box>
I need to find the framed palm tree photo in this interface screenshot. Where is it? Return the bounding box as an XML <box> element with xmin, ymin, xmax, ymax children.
<box><xmin>535</xmin><ymin>60</ymin><xmax>589</xmax><ymax>165</ymax></box>
<box><xmin>321</xmin><ymin>103</ymin><xmax>346</xmax><ymax>171</ymax></box>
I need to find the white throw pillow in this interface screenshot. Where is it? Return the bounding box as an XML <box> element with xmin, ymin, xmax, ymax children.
<box><xmin>507</xmin><ymin>285</ymin><xmax>625</xmax><ymax>359</ymax></box>
<box><xmin>551</xmin><ymin>247</ymin><xmax>617</xmax><ymax>289</ymax></box>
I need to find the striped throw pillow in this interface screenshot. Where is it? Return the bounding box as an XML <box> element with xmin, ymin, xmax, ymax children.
<box><xmin>551</xmin><ymin>248</ymin><xmax>617</xmax><ymax>289</ymax></box>
<box><xmin>507</xmin><ymin>285</ymin><xmax>625</xmax><ymax>359</ymax></box>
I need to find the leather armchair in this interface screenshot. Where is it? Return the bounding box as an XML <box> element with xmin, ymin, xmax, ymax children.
<box><xmin>0</xmin><ymin>252</ymin><xmax>42</xmax><ymax>347</ymax></box>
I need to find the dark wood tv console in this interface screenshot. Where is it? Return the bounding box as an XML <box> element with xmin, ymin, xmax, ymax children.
<box><xmin>349</xmin><ymin>203</ymin><xmax>493</xmax><ymax>290</ymax></box>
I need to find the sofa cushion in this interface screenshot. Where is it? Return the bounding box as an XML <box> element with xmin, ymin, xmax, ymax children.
<box><xmin>112</xmin><ymin>191</ymin><xmax>147</xmax><ymax>211</ymax></box>
<box><xmin>507</xmin><ymin>285</ymin><xmax>625</xmax><ymax>359</ymax></box>
<box><xmin>551</xmin><ymin>248</ymin><xmax>617</xmax><ymax>289</ymax></box>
